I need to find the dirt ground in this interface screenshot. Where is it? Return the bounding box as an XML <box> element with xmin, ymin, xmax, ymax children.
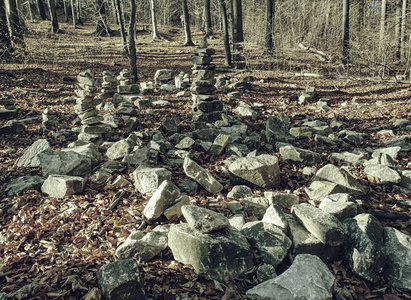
<box><xmin>1</xmin><ymin>21</ymin><xmax>411</xmax><ymax>299</ymax></box>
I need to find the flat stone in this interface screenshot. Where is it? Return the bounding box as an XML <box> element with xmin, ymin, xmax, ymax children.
<box><xmin>38</xmin><ymin>149</ymin><xmax>92</xmax><ymax>177</ymax></box>
<box><xmin>364</xmin><ymin>164</ymin><xmax>401</xmax><ymax>184</ymax></box>
<box><xmin>132</xmin><ymin>165</ymin><xmax>172</xmax><ymax>196</ymax></box>
<box><xmin>210</xmin><ymin>134</ymin><xmax>231</xmax><ymax>155</ymax></box>
<box><xmin>262</xmin><ymin>205</ymin><xmax>289</xmax><ymax>232</ymax></box>
<box><xmin>6</xmin><ymin>176</ymin><xmax>45</xmax><ymax>196</ymax></box>
<box><xmin>164</xmin><ymin>195</ymin><xmax>190</xmax><ymax>220</ymax></box>
<box><xmin>227</xmin><ymin>185</ymin><xmax>253</xmax><ymax>199</ymax></box>
<box><xmin>264</xmin><ymin>191</ymin><xmax>299</xmax><ymax>209</ymax></box>
<box><xmin>279</xmin><ymin>145</ymin><xmax>321</xmax><ymax>165</ymax></box>
<box><xmin>182</xmin><ymin>205</ymin><xmax>230</xmax><ymax>233</ymax></box>
<box><xmin>17</xmin><ymin>139</ymin><xmax>51</xmax><ymax>167</ymax></box>
<box><xmin>292</xmin><ymin>203</ymin><xmax>345</xmax><ymax>246</ymax></box>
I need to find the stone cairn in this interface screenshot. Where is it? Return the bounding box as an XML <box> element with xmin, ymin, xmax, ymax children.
<box><xmin>41</xmin><ymin>108</ymin><xmax>58</xmax><ymax>132</ymax></box>
<box><xmin>100</xmin><ymin>70</ymin><xmax>117</xmax><ymax>100</ymax></box>
<box><xmin>0</xmin><ymin>94</ymin><xmax>16</xmax><ymax>110</ymax></box>
<box><xmin>191</xmin><ymin>37</ymin><xmax>223</xmax><ymax>122</ymax></box>
<box><xmin>74</xmin><ymin>69</ymin><xmax>112</xmax><ymax>145</ymax></box>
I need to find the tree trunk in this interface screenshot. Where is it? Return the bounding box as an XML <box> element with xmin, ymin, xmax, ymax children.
<box><xmin>48</xmin><ymin>0</ymin><xmax>59</xmax><ymax>33</ymax></box>
<box><xmin>395</xmin><ymin>0</ymin><xmax>401</xmax><ymax>60</ymax></box>
<box><xmin>70</xmin><ymin>0</ymin><xmax>77</xmax><ymax>27</ymax></box>
<box><xmin>115</xmin><ymin>0</ymin><xmax>127</xmax><ymax>54</ymax></box>
<box><xmin>150</xmin><ymin>0</ymin><xmax>160</xmax><ymax>39</ymax></box>
<box><xmin>92</xmin><ymin>0</ymin><xmax>114</xmax><ymax>36</ymax></box>
<box><xmin>129</xmin><ymin>0</ymin><xmax>137</xmax><ymax>82</ymax></box>
<box><xmin>264</xmin><ymin>0</ymin><xmax>274</xmax><ymax>55</ymax></box>
<box><xmin>204</xmin><ymin>0</ymin><xmax>212</xmax><ymax>37</ymax></box>
<box><xmin>219</xmin><ymin>0</ymin><xmax>230</xmax><ymax>66</ymax></box>
<box><xmin>182</xmin><ymin>0</ymin><xmax>194</xmax><ymax>46</ymax></box>
<box><xmin>4</xmin><ymin>0</ymin><xmax>25</xmax><ymax>46</ymax></box>
<box><xmin>342</xmin><ymin>0</ymin><xmax>350</xmax><ymax>66</ymax></box>
<box><xmin>77</xmin><ymin>0</ymin><xmax>83</xmax><ymax>25</ymax></box>
<box><xmin>36</xmin><ymin>0</ymin><xmax>47</xmax><ymax>20</ymax></box>
<box><xmin>357</xmin><ymin>0</ymin><xmax>363</xmax><ymax>33</ymax></box>
<box><xmin>401</xmin><ymin>0</ymin><xmax>407</xmax><ymax>61</ymax></box>
<box><xmin>231</xmin><ymin>0</ymin><xmax>244</xmax><ymax>67</ymax></box>
<box><xmin>0</xmin><ymin>0</ymin><xmax>11</xmax><ymax>52</ymax></box>
<box><xmin>63</xmin><ymin>0</ymin><xmax>69</xmax><ymax>22</ymax></box>
<box><xmin>379</xmin><ymin>0</ymin><xmax>386</xmax><ymax>53</ymax></box>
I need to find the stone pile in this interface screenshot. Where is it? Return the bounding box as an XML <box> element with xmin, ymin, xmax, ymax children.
<box><xmin>116</xmin><ymin>69</ymin><xmax>140</xmax><ymax>95</ymax></box>
<box><xmin>100</xmin><ymin>70</ymin><xmax>117</xmax><ymax>99</ymax></box>
<box><xmin>41</xmin><ymin>108</ymin><xmax>58</xmax><ymax>132</ymax></box>
<box><xmin>0</xmin><ymin>94</ymin><xmax>16</xmax><ymax>110</ymax></box>
<box><xmin>191</xmin><ymin>37</ymin><xmax>223</xmax><ymax>123</ymax></box>
<box><xmin>74</xmin><ymin>70</ymin><xmax>111</xmax><ymax>145</ymax></box>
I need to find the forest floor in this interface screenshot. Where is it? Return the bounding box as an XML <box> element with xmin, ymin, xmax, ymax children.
<box><xmin>1</xmin><ymin>21</ymin><xmax>411</xmax><ymax>299</ymax></box>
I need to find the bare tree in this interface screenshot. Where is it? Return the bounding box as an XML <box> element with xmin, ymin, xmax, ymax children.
<box><xmin>264</xmin><ymin>0</ymin><xmax>274</xmax><ymax>55</ymax></box>
<box><xmin>395</xmin><ymin>0</ymin><xmax>401</xmax><ymax>60</ymax></box>
<box><xmin>150</xmin><ymin>0</ymin><xmax>160</xmax><ymax>40</ymax></box>
<box><xmin>204</xmin><ymin>0</ymin><xmax>212</xmax><ymax>37</ymax></box>
<box><xmin>129</xmin><ymin>0</ymin><xmax>137</xmax><ymax>82</ymax></box>
<box><xmin>70</xmin><ymin>0</ymin><xmax>77</xmax><ymax>27</ymax></box>
<box><xmin>219</xmin><ymin>0</ymin><xmax>230</xmax><ymax>66</ymax></box>
<box><xmin>4</xmin><ymin>0</ymin><xmax>25</xmax><ymax>45</ymax></box>
<box><xmin>231</xmin><ymin>0</ymin><xmax>243</xmax><ymax>67</ymax></box>
<box><xmin>36</xmin><ymin>0</ymin><xmax>47</xmax><ymax>20</ymax></box>
<box><xmin>47</xmin><ymin>0</ymin><xmax>59</xmax><ymax>33</ymax></box>
<box><xmin>0</xmin><ymin>0</ymin><xmax>11</xmax><ymax>52</ymax></box>
<box><xmin>182</xmin><ymin>0</ymin><xmax>194</xmax><ymax>46</ymax></box>
<box><xmin>342</xmin><ymin>0</ymin><xmax>350</xmax><ymax>66</ymax></box>
<box><xmin>115</xmin><ymin>0</ymin><xmax>127</xmax><ymax>54</ymax></box>
<box><xmin>401</xmin><ymin>0</ymin><xmax>407</xmax><ymax>60</ymax></box>
<box><xmin>379</xmin><ymin>0</ymin><xmax>386</xmax><ymax>53</ymax></box>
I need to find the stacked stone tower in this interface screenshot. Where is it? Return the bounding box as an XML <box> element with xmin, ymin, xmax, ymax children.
<box><xmin>74</xmin><ymin>70</ymin><xmax>112</xmax><ymax>144</ymax></box>
<box><xmin>100</xmin><ymin>70</ymin><xmax>117</xmax><ymax>100</ymax></box>
<box><xmin>191</xmin><ymin>37</ymin><xmax>223</xmax><ymax>122</ymax></box>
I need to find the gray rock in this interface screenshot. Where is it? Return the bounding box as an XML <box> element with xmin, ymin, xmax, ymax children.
<box><xmin>106</xmin><ymin>139</ymin><xmax>133</xmax><ymax>160</ymax></box>
<box><xmin>6</xmin><ymin>176</ymin><xmax>45</xmax><ymax>196</ymax></box>
<box><xmin>228</xmin><ymin>154</ymin><xmax>280</xmax><ymax>188</ymax></box>
<box><xmin>159</xmin><ymin>118</ymin><xmax>178</xmax><ymax>136</ymax></box>
<box><xmin>401</xmin><ymin>170</ymin><xmax>411</xmax><ymax>189</ymax></box>
<box><xmin>384</xmin><ymin>135</ymin><xmax>411</xmax><ymax>151</ymax></box>
<box><xmin>383</xmin><ymin>227</ymin><xmax>411</xmax><ymax>291</ymax></box>
<box><xmin>183</xmin><ymin>157</ymin><xmax>223</xmax><ymax>194</ymax></box>
<box><xmin>175</xmin><ymin>137</ymin><xmax>196</xmax><ymax>150</ymax></box>
<box><xmin>100</xmin><ymin>160</ymin><xmax>126</xmax><ymax>174</ymax></box>
<box><xmin>244</xmin><ymin>197</ymin><xmax>271</xmax><ymax>219</ymax></box>
<box><xmin>143</xmin><ymin>180</ymin><xmax>180</xmax><ymax>221</ymax></box>
<box><xmin>286</xmin><ymin>215</ymin><xmax>341</xmax><ymax>263</ymax></box>
<box><xmin>246</xmin><ymin>254</ymin><xmax>334</xmax><ymax>300</ymax></box>
<box><xmin>256</xmin><ymin>264</ymin><xmax>277</xmax><ymax>283</ymax></box>
<box><xmin>91</xmin><ymin>170</ymin><xmax>111</xmax><ymax>184</ymax></box>
<box><xmin>220</xmin><ymin>124</ymin><xmax>248</xmax><ymax>139</ymax></box>
<box><xmin>364</xmin><ymin>164</ymin><xmax>401</xmax><ymax>184</ymax></box>
<box><xmin>329</xmin><ymin>151</ymin><xmax>366</xmax><ymax>165</ymax></box>
<box><xmin>262</xmin><ymin>205</ymin><xmax>289</xmax><ymax>232</ymax></box>
<box><xmin>306</xmin><ymin>164</ymin><xmax>368</xmax><ymax>199</ymax></box>
<box><xmin>168</xmin><ymin>223</ymin><xmax>254</xmax><ymax>282</ymax></box>
<box><xmin>338</xmin><ymin>130</ymin><xmax>365</xmax><ymax>145</ymax></box>
<box><xmin>233</xmin><ymin>105</ymin><xmax>257</xmax><ymax>120</ymax></box>
<box><xmin>319</xmin><ymin>195</ymin><xmax>358</xmax><ymax>221</ymax></box>
<box><xmin>241</xmin><ymin>221</ymin><xmax>292</xmax><ymax>266</ymax></box>
<box><xmin>132</xmin><ymin>165</ymin><xmax>172</xmax><ymax>196</ymax></box>
<box><xmin>63</xmin><ymin>143</ymin><xmax>100</xmax><ymax>161</ymax></box>
<box><xmin>227</xmin><ymin>185</ymin><xmax>253</xmax><ymax>199</ymax></box>
<box><xmin>182</xmin><ymin>205</ymin><xmax>230</xmax><ymax>233</ymax></box>
<box><xmin>279</xmin><ymin>145</ymin><xmax>321</xmax><ymax>165</ymax></box>
<box><xmin>17</xmin><ymin>139</ymin><xmax>50</xmax><ymax>167</ymax></box>
<box><xmin>292</xmin><ymin>203</ymin><xmax>345</xmax><ymax>246</ymax></box>
<box><xmin>178</xmin><ymin>178</ymin><xmax>200</xmax><ymax>194</ymax></box>
<box><xmin>228</xmin><ymin>214</ymin><xmax>246</xmax><ymax>230</ymax></box>
<box><xmin>210</xmin><ymin>134</ymin><xmax>231</xmax><ymax>155</ymax></box>
<box><xmin>41</xmin><ymin>175</ymin><xmax>86</xmax><ymax>198</ymax></box>
<box><xmin>264</xmin><ymin>191</ymin><xmax>299</xmax><ymax>209</ymax></box>
<box><xmin>122</xmin><ymin>146</ymin><xmax>150</xmax><ymax>165</ymax></box>
<box><xmin>343</xmin><ymin>214</ymin><xmax>385</xmax><ymax>283</ymax></box>
<box><xmin>226</xmin><ymin>143</ymin><xmax>250</xmax><ymax>156</ymax></box>
<box><xmin>164</xmin><ymin>194</ymin><xmax>190</xmax><ymax>220</ymax></box>
<box><xmin>266</xmin><ymin>116</ymin><xmax>294</xmax><ymax>143</ymax></box>
<box><xmin>0</xmin><ymin>120</ymin><xmax>25</xmax><ymax>135</ymax></box>
<box><xmin>38</xmin><ymin>149</ymin><xmax>92</xmax><ymax>177</ymax></box>
<box><xmin>97</xmin><ymin>259</ymin><xmax>146</xmax><ymax>300</ymax></box>
<box><xmin>289</xmin><ymin>127</ymin><xmax>313</xmax><ymax>138</ymax></box>
<box><xmin>372</xmin><ymin>146</ymin><xmax>402</xmax><ymax>160</ymax></box>
<box><xmin>115</xmin><ymin>230</ymin><xmax>168</xmax><ymax>261</ymax></box>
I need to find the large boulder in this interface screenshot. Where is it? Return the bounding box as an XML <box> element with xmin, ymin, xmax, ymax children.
<box><xmin>97</xmin><ymin>259</ymin><xmax>146</xmax><ymax>300</ymax></box>
<box><xmin>246</xmin><ymin>254</ymin><xmax>335</xmax><ymax>300</ymax></box>
<box><xmin>241</xmin><ymin>221</ymin><xmax>292</xmax><ymax>267</ymax></box>
<box><xmin>37</xmin><ymin>149</ymin><xmax>92</xmax><ymax>177</ymax></box>
<box><xmin>168</xmin><ymin>224</ymin><xmax>254</xmax><ymax>282</ymax></box>
<box><xmin>228</xmin><ymin>154</ymin><xmax>281</xmax><ymax>188</ymax></box>
<box><xmin>183</xmin><ymin>157</ymin><xmax>223</xmax><ymax>194</ymax></box>
<box><xmin>343</xmin><ymin>214</ymin><xmax>385</xmax><ymax>283</ymax></box>
<box><xmin>383</xmin><ymin>227</ymin><xmax>411</xmax><ymax>291</ymax></box>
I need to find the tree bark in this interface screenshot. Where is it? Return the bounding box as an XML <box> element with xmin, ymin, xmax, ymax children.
<box><xmin>77</xmin><ymin>0</ymin><xmax>83</xmax><ymax>25</ymax></box>
<box><xmin>204</xmin><ymin>0</ymin><xmax>212</xmax><ymax>37</ymax></box>
<box><xmin>129</xmin><ymin>0</ymin><xmax>137</xmax><ymax>82</ymax></box>
<box><xmin>4</xmin><ymin>0</ymin><xmax>25</xmax><ymax>46</ymax></box>
<box><xmin>395</xmin><ymin>0</ymin><xmax>401</xmax><ymax>60</ymax></box>
<box><xmin>264</xmin><ymin>0</ymin><xmax>274</xmax><ymax>55</ymax></box>
<box><xmin>48</xmin><ymin>0</ymin><xmax>59</xmax><ymax>33</ymax></box>
<box><xmin>231</xmin><ymin>0</ymin><xmax>244</xmax><ymax>67</ymax></box>
<box><xmin>182</xmin><ymin>0</ymin><xmax>194</xmax><ymax>46</ymax></box>
<box><xmin>379</xmin><ymin>0</ymin><xmax>386</xmax><ymax>54</ymax></box>
<box><xmin>0</xmin><ymin>0</ymin><xmax>11</xmax><ymax>52</ymax></box>
<box><xmin>70</xmin><ymin>0</ymin><xmax>77</xmax><ymax>27</ymax></box>
<box><xmin>36</xmin><ymin>0</ymin><xmax>47</xmax><ymax>20</ymax></box>
<box><xmin>115</xmin><ymin>0</ymin><xmax>127</xmax><ymax>54</ymax></box>
<box><xmin>342</xmin><ymin>0</ymin><xmax>350</xmax><ymax>66</ymax></box>
<box><xmin>63</xmin><ymin>0</ymin><xmax>69</xmax><ymax>23</ymax></box>
<box><xmin>357</xmin><ymin>0</ymin><xmax>363</xmax><ymax>33</ymax></box>
<box><xmin>401</xmin><ymin>0</ymin><xmax>407</xmax><ymax>61</ymax></box>
<box><xmin>219</xmin><ymin>0</ymin><xmax>230</xmax><ymax>66</ymax></box>
<box><xmin>150</xmin><ymin>0</ymin><xmax>160</xmax><ymax>40</ymax></box>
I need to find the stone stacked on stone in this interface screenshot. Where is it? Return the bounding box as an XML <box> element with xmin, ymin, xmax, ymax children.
<box><xmin>100</xmin><ymin>70</ymin><xmax>117</xmax><ymax>99</ymax></box>
<box><xmin>191</xmin><ymin>37</ymin><xmax>223</xmax><ymax>123</ymax></box>
<box><xmin>74</xmin><ymin>70</ymin><xmax>111</xmax><ymax>144</ymax></box>
<box><xmin>116</xmin><ymin>69</ymin><xmax>140</xmax><ymax>94</ymax></box>
<box><xmin>41</xmin><ymin>108</ymin><xmax>58</xmax><ymax>132</ymax></box>
<box><xmin>0</xmin><ymin>94</ymin><xmax>16</xmax><ymax>110</ymax></box>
